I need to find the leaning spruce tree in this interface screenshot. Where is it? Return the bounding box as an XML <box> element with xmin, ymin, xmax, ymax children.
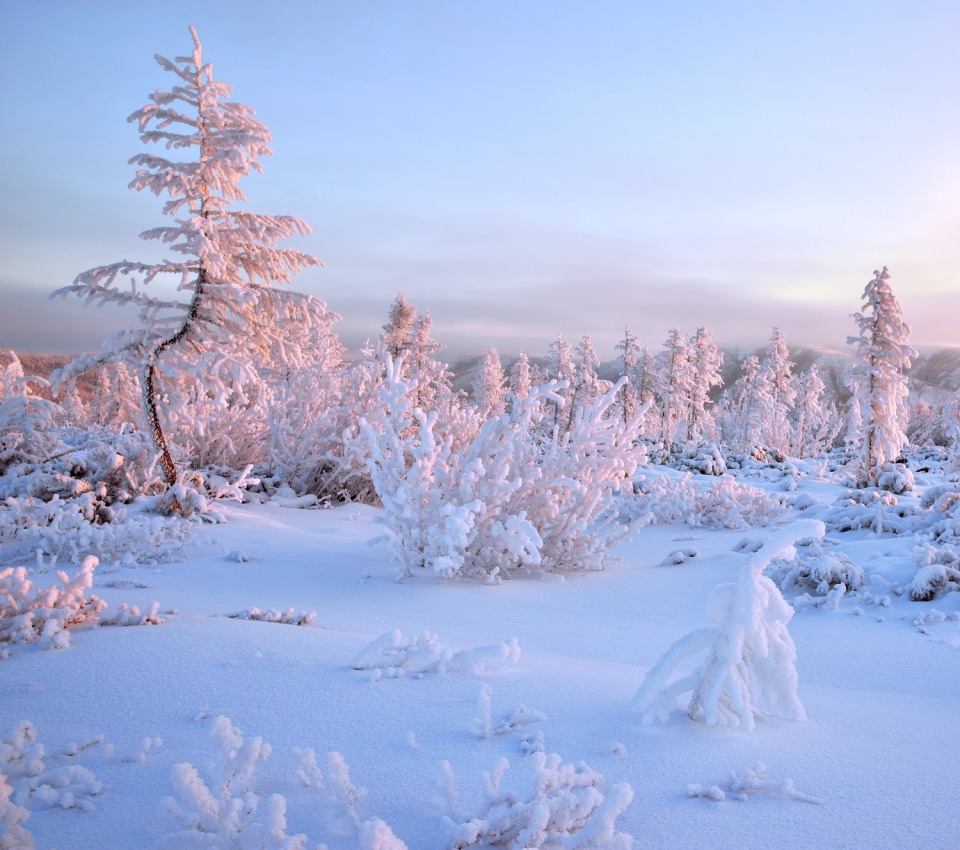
<box><xmin>53</xmin><ymin>27</ymin><xmax>324</xmax><ymax>493</ymax></box>
<box><xmin>847</xmin><ymin>266</ymin><xmax>917</xmax><ymax>485</ymax></box>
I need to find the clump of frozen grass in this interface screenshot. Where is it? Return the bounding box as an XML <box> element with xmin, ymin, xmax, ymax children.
<box><xmin>442</xmin><ymin>752</ymin><xmax>634</xmax><ymax>849</ymax></box>
<box><xmin>228</xmin><ymin>608</ymin><xmax>316</xmax><ymax>626</ymax></box>
<box><xmin>633</xmin><ymin>521</ymin><xmax>821</xmax><ymax>731</ymax></box>
<box><xmin>351</xmin><ymin>629</ymin><xmax>520</xmax><ymax>679</ymax></box>
<box><xmin>688</xmin><ymin>763</ymin><xmax>822</xmax><ymax>805</ymax></box>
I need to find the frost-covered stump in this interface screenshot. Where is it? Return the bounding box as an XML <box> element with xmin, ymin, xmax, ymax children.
<box><xmin>633</xmin><ymin>520</ymin><xmax>824</xmax><ymax>731</ymax></box>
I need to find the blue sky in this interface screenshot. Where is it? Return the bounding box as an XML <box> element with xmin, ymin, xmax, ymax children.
<box><xmin>2</xmin><ymin>0</ymin><xmax>959</xmax><ymax>359</ymax></box>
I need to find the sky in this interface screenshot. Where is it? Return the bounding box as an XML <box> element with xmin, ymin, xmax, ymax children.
<box><xmin>2</xmin><ymin>0</ymin><xmax>960</xmax><ymax>360</ymax></box>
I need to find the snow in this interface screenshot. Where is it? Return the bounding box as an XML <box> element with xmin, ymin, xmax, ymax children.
<box><xmin>2</xmin><ymin>476</ymin><xmax>960</xmax><ymax>849</ymax></box>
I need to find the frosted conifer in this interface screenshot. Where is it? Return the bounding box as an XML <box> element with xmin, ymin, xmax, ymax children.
<box><xmin>52</xmin><ymin>27</ymin><xmax>327</xmax><ymax>492</ymax></box>
<box><xmin>847</xmin><ymin>267</ymin><xmax>917</xmax><ymax>483</ymax></box>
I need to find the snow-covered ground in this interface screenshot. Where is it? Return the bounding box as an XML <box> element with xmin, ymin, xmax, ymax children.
<box><xmin>3</xmin><ymin>469</ymin><xmax>960</xmax><ymax>849</ymax></box>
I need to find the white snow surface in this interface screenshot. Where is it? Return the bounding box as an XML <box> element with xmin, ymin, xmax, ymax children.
<box><xmin>2</xmin><ymin>477</ymin><xmax>960</xmax><ymax>849</ymax></box>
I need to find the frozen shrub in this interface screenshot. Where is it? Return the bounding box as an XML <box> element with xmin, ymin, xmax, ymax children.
<box><xmin>0</xmin><ymin>558</ymin><xmax>105</xmax><ymax>655</ymax></box>
<box><xmin>159</xmin><ymin>715</ymin><xmax>307</xmax><ymax>850</ymax></box>
<box><xmin>766</xmin><ymin>537</ymin><xmax>864</xmax><ymax>597</ymax></box>
<box><xmin>633</xmin><ymin>521</ymin><xmax>820</xmax><ymax>731</ymax></box>
<box><xmin>0</xmin><ymin>494</ymin><xmax>188</xmax><ymax>568</ymax></box>
<box><xmin>364</xmin><ymin>358</ymin><xmax>646</xmax><ymax>580</ymax></box>
<box><xmin>909</xmin><ymin>541</ymin><xmax>960</xmax><ymax>601</ymax></box>
<box><xmin>816</xmin><ymin>488</ymin><xmax>916</xmax><ymax>535</ymax></box>
<box><xmin>671</xmin><ymin>444</ymin><xmax>726</xmax><ymax>476</ymax></box>
<box><xmin>443</xmin><ymin>752</ymin><xmax>634</xmax><ymax>849</ymax></box>
<box><xmin>629</xmin><ymin>472</ymin><xmax>786</xmax><ymax>530</ymax></box>
<box><xmin>875</xmin><ymin>462</ymin><xmax>915</xmax><ymax>494</ymax></box>
<box><xmin>0</xmin><ymin>770</ymin><xmax>34</xmax><ymax>849</ymax></box>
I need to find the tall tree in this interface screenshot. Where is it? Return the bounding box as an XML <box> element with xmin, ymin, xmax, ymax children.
<box><xmin>686</xmin><ymin>326</ymin><xmax>723</xmax><ymax>442</ymax></box>
<box><xmin>654</xmin><ymin>328</ymin><xmax>694</xmax><ymax>446</ymax></box>
<box><xmin>758</xmin><ymin>327</ymin><xmax>796</xmax><ymax>453</ymax></box>
<box><xmin>473</xmin><ymin>346</ymin><xmax>507</xmax><ymax>419</ymax></box>
<box><xmin>53</xmin><ymin>27</ymin><xmax>325</xmax><ymax>489</ymax></box>
<box><xmin>847</xmin><ymin>267</ymin><xmax>917</xmax><ymax>483</ymax></box>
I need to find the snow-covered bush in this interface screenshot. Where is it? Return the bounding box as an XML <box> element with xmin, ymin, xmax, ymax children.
<box><xmin>874</xmin><ymin>462</ymin><xmax>915</xmax><ymax>495</ymax></box>
<box><xmin>0</xmin><ymin>769</ymin><xmax>33</xmax><ymax>849</ymax></box>
<box><xmin>908</xmin><ymin>541</ymin><xmax>960</xmax><ymax>601</ymax></box>
<box><xmin>0</xmin><ymin>558</ymin><xmax>105</xmax><ymax>655</ymax></box>
<box><xmin>0</xmin><ymin>352</ymin><xmax>61</xmax><ymax>478</ymax></box>
<box><xmin>627</xmin><ymin>472</ymin><xmax>786</xmax><ymax>530</ymax></box>
<box><xmin>228</xmin><ymin>607</ymin><xmax>316</xmax><ymax>626</ymax></box>
<box><xmin>814</xmin><ymin>487</ymin><xmax>917</xmax><ymax>536</ymax></box>
<box><xmin>443</xmin><ymin>752</ymin><xmax>634</xmax><ymax>849</ymax></box>
<box><xmin>670</xmin><ymin>444</ymin><xmax>726</xmax><ymax>476</ymax></box>
<box><xmin>633</xmin><ymin>521</ymin><xmax>820</xmax><ymax>731</ymax></box>
<box><xmin>0</xmin><ymin>494</ymin><xmax>189</xmax><ymax>568</ymax></box>
<box><xmin>364</xmin><ymin>359</ymin><xmax>646</xmax><ymax>580</ymax></box>
<box><xmin>688</xmin><ymin>763</ymin><xmax>822</xmax><ymax>805</ymax></box>
<box><xmin>161</xmin><ymin>716</ymin><xmax>406</xmax><ymax>849</ymax></box>
<box><xmin>159</xmin><ymin>715</ymin><xmax>307</xmax><ymax>850</ymax></box>
<box><xmin>766</xmin><ymin>536</ymin><xmax>865</xmax><ymax>598</ymax></box>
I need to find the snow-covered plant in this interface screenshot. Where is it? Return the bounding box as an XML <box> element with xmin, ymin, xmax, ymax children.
<box><xmin>160</xmin><ymin>715</ymin><xmax>306</xmax><ymax>850</ymax></box>
<box><xmin>816</xmin><ymin>487</ymin><xmax>916</xmax><ymax>535</ymax></box>
<box><xmin>688</xmin><ymin>763</ymin><xmax>822</xmax><ymax>805</ymax></box>
<box><xmin>653</xmin><ymin>327</ymin><xmax>694</xmax><ymax>447</ymax></box>
<box><xmin>627</xmin><ymin>472</ymin><xmax>786</xmax><ymax>530</ymax></box>
<box><xmin>633</xmin><ymin>521</ymin><xmax>821</xmax><ymax>731</ymax></box>
<box><xmin>670</xmin><ymin>443</ymin><xmax>727</xmax><ymax>476</ymax></box>
<box><xmin>0</xmin><ymin>351</ymin><xmax>61</xmax><ymax>476</ymax></box>
<box><xmin>846</xmin><ymin>267</ymin><xmax>917</xmax><ymax>486</ymax></box>
<box><xmin>443</xmin><ymin>752</ymin><xmax>634</xmax><ymax>849</ymax></box>
<box><xmin>472</xmin><ymin>683</ymin><xmax>546</xmax><ymax>741</ymax></box>
<box><xmin>0</xmin><ymin>557</ymin><xmax>105</xmax><ymax>656</ymax></box>
<box><xmin>765</xmin><ymin>535</ymin><xmax>864</xmax><ymax>598</ymax></box>
<box><xmin>757</xmin><ymin>327</ymin><xmax>796</xmax><ymax>454</ymax></box>
<box><xmin>52</xmin><ymin>27</ymin><xmax>326</xmax><ymax>495</ymax></box>
<box><xmin>350</xmin><ymin>629</ymin><xmax>521</xmax><ymax>679</ymax></box>
<box><xmin>908</xmin><ymin>541</ymin><xmax>960</xmax><ymax>601</ymax></box>
<box><xmin>790</xmin><ymin>365</ymin><xmax>843</xmax><ymax>458</ymax></box>
<box><xmin>364</xmin><ymin>358</ymin><xmax>647</xmax><ymax>580</ymax></box>
<box><xmin>473</xmin><ymin>346</ymin><xmax>507</xmax><ymax>419</ymax></box>
<box><xmin>0</xmin><ymin>492</ymin><xmax>189</xmax><ymax>568</ymax></box>
<box><xmin>685</xmin><ymin>326</ymin><xmax>723</xmax><ymax>443</ymax></box>
<box><xmin>0</xmin><ymin>769</ymin><xmax>34</xmax><ymax>849</ymax></box>
<box><xmin>228</xmin><ymin>608</ymin><xmax>316</xmax><ymax>626</ymax></box>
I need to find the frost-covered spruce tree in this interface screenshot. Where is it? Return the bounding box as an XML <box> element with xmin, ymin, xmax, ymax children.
<box><xmin>847</xmin><ymin>267</ymin><xmax>917</xmax><ymax>484</ymax></box>
<box><xmin>52</xmin><ymin>27</ymin><xmax>326</xmax><ymax>493</ymax></box>
<box><xmin>654</xmin><ymin>328</ymin><xmax>694</xmax><ymax>448</ymax></box>
<box><xmin>686</xmin><ymin>326</ymin><xmax>723</xmax><ymax>443</ymax></box>
<box><xmin>508</xmin><ymin>351</ymin><xmax>532</xmax><ymax>401</ymax></box>
<box><xmin>790</xmin><ymin>365</ymin><xmax>842</xmax><ymax>458</ymax></box>
<box><xmin>546</xmin><ymin>334</ymin><xmax>576</xmax><ymax>432</ymax></box>
<box><xmin>758</xmin><ymin>327</ymin><xmax>796</xmax><ymax>454</ymax></box>
<box><xmin>473</xmin><ymin>346</ymin><xmax>507</xmax><ymax>419</ymax></box>
<box><xmin>614</xmin><ymin>326</ymin><xmax>640</xmax><ymax>425</ymax></box>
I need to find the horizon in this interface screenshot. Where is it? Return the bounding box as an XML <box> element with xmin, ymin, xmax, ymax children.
<box><xmin>3</xmin><ymin>1</ymin><xmax>959</xmax><ymax>359</ymax></box>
